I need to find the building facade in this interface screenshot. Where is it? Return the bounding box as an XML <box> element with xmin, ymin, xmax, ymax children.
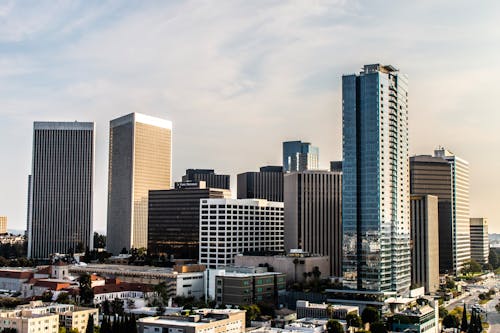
<box><xmin>182</xmin><ymin>169</ymin><xmax>230</xmax><ymax>190</ymax></box>
<box><xmin>283</xmin><ymin>141</ymin><xmax>319</xmax><ymax>172</ymax></box>
<box><xmin>107</xmin><ymin>113</ymin><xmax>172</xmax><ymax>254</ymax></box>
<box><xmin>410</xmin><ymin>195</ymin><xmax>440</xmax><ymax>293</ymax></box>
<box><xmin>199</xmin><ymin>199</ymin><xmax>284</xmax><ymax>269</ymax></box>
<box><xmin>148</xmin><ymin>181</ymin><xmax>230</xmax><ymax>259</ymax></box>
<box><xmin>28</xmin><ymin>122</ymin><xmax>95</xmax><ymax>258</ymax></box>
<box><xmin>237</xmin><ymin>166</ymin><xmax>284</xmax><ymax>202</ymax></box>
<box><xmin>469</xmin><ymin>218</ymin><xmax>489</xmax><ymax>265</ymax></box>
<box><xmin>342</xmin><ymin>64</ymin><xmax>411</xmax><ymax>295</ymax></box>
<box><xmin>0</xmin><ymin>216</ymin><xmax>6</xmax><ymax>234</ymax></box>
<box><xmin>284</xmin><ymin>171</ymin><xmax>342</xmax><ymax>277</ymax></box>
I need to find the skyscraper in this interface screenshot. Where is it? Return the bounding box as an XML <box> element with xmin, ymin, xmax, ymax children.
<box><xmin>107</xmin><ymin>113</ymin><xmax>172</xmax><ymax>254</ymax></box>
<box><xmin>284</xmin><ymin>171</ymin><xmax>342</xmax><ymax>277</ymax></box>
<box><xmin>182</xmin><ymin>169</ymin><xmax>230</xmax><ymax>190</ymax></box>
<box><xmin>283</xmin><ymin>141</ymin><xmax>319</xmax><ymax>172</ymax></box>
<box><xmin>342</xmin><ymin>64</ymin><xmax>411</xmax><ymax>295</ymax></box>
<box><xmin>28</xmin><ymin>122</ymin><xmax>95</xmax><ymax>258</ymax></box>
<box><xmin>237</xmin><ymin>166</ymin><xmax>284</xmax><ymax>202</ymax></box>
<box><xmin>469</xmin><ymin>218</ymin><xmax>489</xmax><ymax>265</ymax></box>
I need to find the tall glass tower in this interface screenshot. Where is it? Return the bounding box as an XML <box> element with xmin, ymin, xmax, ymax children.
<box><xmin>342</xmin><ymin>64</ymin><xmax>411</xmax><ymax>296</ymax></box>
<box><xmin>282</xmin><ymin>141</ymin><xmax>319</xmax><ymax>172</ymax></box>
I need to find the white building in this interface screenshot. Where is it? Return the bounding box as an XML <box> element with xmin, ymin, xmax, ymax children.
<box><xmin>199</xmin><ymin>199</ymin><xmax>284</xmax><ymax>269</ymax></box>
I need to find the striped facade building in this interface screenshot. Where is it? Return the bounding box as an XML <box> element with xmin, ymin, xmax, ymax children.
<box><xmin>284</xmin><ymin>170</ymin><xmax>342</xmax><ymax>277</ymax></box>
<box><xmin>28</xmin><ymin>122</ymin><xmax>95</xmax><ymax>258</ymax></box>
<box><xmin>237</xmin><ymin>166</ymin><xmax>283</xmax><ymax>202</ymax></box>
<box><xmin>469</xmin><ymin>217</ymin><xmax>489</xmax><ymax>264</ymax></box>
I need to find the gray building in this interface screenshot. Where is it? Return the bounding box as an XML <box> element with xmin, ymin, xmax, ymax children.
<box><xmin>410</xmin><ymin>195</ymin><xmax>440</xmax><ymax>293</ymax></box>
<box><xmin>237</xmin><ymin>166</ymin><xmax>283</xmax><ymax>202</ymax></box>
<box><xmin>28</xmin><ymin>122</ymin><xmax>95</xmax><ymax>258</ymax></box>
<box><xmin>470</xmin><ymin>218</ymin><xmax>489</xmax><ymax>265</ymax></box>
<box><xmin>283</xmin><ymin>141</ymin><xmax>319</xmax><ymax>172</ymax></box>
<box><xmin>182</xmin><ymin>169</ymin><xmax>230</xmax><ymax>190</ymax></box>
<box><xmin>107</xmin><ymin>113</ymin><xmax>172</xmax><ymax>254</ymax></box>
<box><xmin>284</xmin><ymin>171</ymin><xmax>342</xmax><ymax>277</ymax></box>
<box><xmin>342</xmin><ymin>64</ymin><xmax>411</xmax><ymax>295</ymax></box>
<box><xmin>148</xmin><ymin>181</ymin><xmax>229</xmax><ymax>259</ymax></box>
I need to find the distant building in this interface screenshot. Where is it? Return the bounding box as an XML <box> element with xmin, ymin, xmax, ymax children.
<box><xmin>470</xmin><ymin>218</ymin><xmax>489</xmax><ymax>265</ymax></box>
<box><xmin>329</xmin><ymin>161</ymin><xmax>342</xmax><ymax>173</ymax></box>
<box><xmin>0</xmin><ymin>309</ymin><xmax>59</xmax><ymax>333</ymax></box>
<box><xmin>284</xmin><ymin>171</ymin><xmax>342</xmax><ymax>277</ymax></box>
<box><xmin>199</xmin><ymin>199</ymin><xmax>284</xmax><ymax>269</ymax></box>
<box><xmin>148</xmin><ymin>181</ymin><xmax>230</xmax><ymax>259</ymax></box>
<box><xmin>92</xmin><ymin>279</ymin><xmax>155</xmax><ymax>304</ymax></box>
<box><xmin>28</xmin><ymin>121</ymin><xmax>95</xmax><ymax>259</ymax></box>
<box><xmin>107</xmin><ymin>113</ymin><xmax>172</xmax><ymax>254</ymax></box>
<box><xmin>182</xmin><ymin>169</ymin><xmax>230</xmax><ymax>190</ymax></box>
<box><xmin>295</xmin><ymin>300</ymin><xmax>358</xmax><ymax>320</ymax></box>
<box><xmin>237</xmin><ymin>166</ymin><xmax>284</xmax><ymax>202</ymax></box>
<box><xmin>137</xmin><ymin>308</ymin><xmax>246</xmax><ymax>333</ymax></box>
<box><xmin>0</xmin><ymin>216</ymin><xmax>6</xmax><ymax>234</ymax></box>
<box><xmin>0</xmin><ymin>268</ymin><xmax>35</xmax><ymax>292</ymax></box>
<box><xmin>410</xmin><ymin>195</ymin><xmax>440</xmax><ymax>293</ymax></box>
<box><xmin>26</xmin><ymin>175</ymin><xmax>32</xmax><ymax>237</ymax></box>
<box><xmin>283</xmin><ymin>141</ymin><xmax>319</xmax><ymax>172</ymax></box>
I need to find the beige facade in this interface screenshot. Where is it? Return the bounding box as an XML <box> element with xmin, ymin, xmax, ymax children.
<box><xmin>0</xmin><ymin>311</ymin><xmax>59</xmax><ymax>333</ymax></box>
<box><xmin>470</xmin><ymin>218</ymin><xmax>489</xmax><ymax>264</ymax></box>
<box><xmin>0</xmin><ymin>216</ymin><xmax>7</xmax><ymax>234</ymax></box>
<box><xmin>61</xmin><ymin>307</ymin><xmax>99</xmax><ymax>333</ymax></box>
<box><xmin>107</xmin><ymin>113</ymin><xmax>172</xmax><ymax>254</ymax></box>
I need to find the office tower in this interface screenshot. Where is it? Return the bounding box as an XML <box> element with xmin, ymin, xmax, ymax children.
<box><xmin>434</xmin><ymin>148</ymin><xmax>470</xmax><ymax>273</ymax></box>
<box><xmin>330</xmin><ymin>161</ymin><xmax>342</xmax><ymax>173</ymax></box>
<box><xmin>26</xmin><ymin>175</ymin><xmax>32</xmax><ymax>236</ymax></box>
<box><xmin>237</xmin><ymin>166</ymin><xmax>284</xmax><ymax>202</ymax></box>
<box><xmin>148</xmin><ymin>181</ymin><xmax>230</xmax><ymax>259</ymax></box>
<box><xmin>410</xmin><ymin>195</ymin><xmax>440</xmax><ymax>293</ymax></box>
<box><xmin>107</xmin><ymin>113</ymin><xmax>172</xmax><ymax>255</ymax></box>
<box><xmin>0</xmin><ymin>217</ymin><xmax>6</xmax><ymax>234</ymax></box>
<box><xmin>283</xmin><ymin>141</ymin><xmax>319</xmax><ymax>172</ymax></box>
<box><xmin>284</xmin><ymin>171</ymin><xmax>342</xmax><ymax>277</ymax></box>
<box><xmin>199</xmin><ymin>199</ymin><xmax>284</xmax><ymax>269</ymax></box>
<box><xmin>410</xmin><ymin>155</ymin><xmax>453</xmax><ymax>273</ymax></box>
<box><xmin>28</xmin><ymin>122</ymin><xmax>95</xmax><ymax>259</ymax></box>
<box><xmin>342</xmin><ymin>64</ymin><xmax>411</xmax><ymax>295</ymax></box>
<box><xmin>469</xmin><ymin>218</ymin><xmax>489</xmax><ymax>265</ymax></box>
<box><xmin>182</xmin><ymin>169</ymin><xmax>230</xmax><ymax>190</ymax></box>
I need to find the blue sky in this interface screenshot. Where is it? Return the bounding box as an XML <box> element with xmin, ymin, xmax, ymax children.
<box><xmin>1</xmin><ymin>0</ymin><xmax>499</xmax><ymax>232</ymax></box>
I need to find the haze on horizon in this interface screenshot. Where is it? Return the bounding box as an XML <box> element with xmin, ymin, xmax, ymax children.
<box><xmin>0</xmin><ymin>1</ymin><xmax>499</xmax><ymax>233</ymax></box>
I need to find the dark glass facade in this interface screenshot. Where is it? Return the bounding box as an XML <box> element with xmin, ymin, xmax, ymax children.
<box><xmin>182</xmin><ymin>169</ymin><xmax>230</xmax><ymax>190</ymax></box>
<box><xmin>237</xmin><ymin>166</ymin><xmax>283</xmax><ymax>202</ymax></box>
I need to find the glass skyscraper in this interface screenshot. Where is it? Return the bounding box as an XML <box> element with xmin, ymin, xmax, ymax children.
<box><xmin>282</xmin><ymin>141</ymin><xmax>319</xmax><ymax>172</ymax></box>
<box><xmin>342</xmin><ymin>64</ymin><xmax>411</xmax><ymax>296</ymax></box>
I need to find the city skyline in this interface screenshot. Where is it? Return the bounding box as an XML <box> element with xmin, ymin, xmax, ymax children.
<box><xmin>0</xmin><ymin>1</ymin><xmax>499</xmax><ymax>233</ymax></box>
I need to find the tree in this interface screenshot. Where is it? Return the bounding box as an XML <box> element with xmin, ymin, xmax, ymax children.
<box><xmin>345</xmin><ymin>313</ymin><xmax>362</xmax><ymax>328</ymax></box>
<box><xmin>461</xmin><ymin>260</ymin><xmax>482</xmax><ymax>276</ymax></box>
<box><xmin>100</xmin><ymin>316</ymin><xmax>110</xmax><ymax>333</ymax></box>
<box><xmin>439</xmin><ymin>306</ymin><xmax>448</xmax><ymax>318</ymax></box>
<box><xmin>361</xmin><ymin>306</ymin><xmax>379</xmax><ymax>324</ymax></box>
<box><xmin>59</xmin><ymin>327</ymin><xmax>67</xmax><ymax>333</ymax></box>
<box><xmin>120</xmin><ymin>247</ymin><xmax>128</xmax><ymax>255</ymax></box>
<box><xmin>56</xmin><ymin>292</ymin><xmax>71</xmax><ymax>304</ymax></box>
<box><xmin>93</xmin><ymin>232</ymin><xmax>106</xmax><ymax>249</ymax></box>
<box><xmin>312</xmin><ymin>266</ymin><xmax>321</xmax><ymax>280</ymax></box>
<box><xmin>154</xmin><ymin>282</ymin><xmax>170</xmax><ymax>305</ymax></box>
<box><xmin>85</xmin><ymin>314</ymin><xmax>94</xmax><ymax>333</ymax></box>
<box><xmin>156</xmin><ymin>304</ymin><xmax>166</xmax><ymax>316</ymax></box>
<box><xmin>101</xmin><ymin>299</ymin><xmax>111</xmax><ymax>316</ymax></box>
<box><xmin>78</xmin><ymin>274</ymin><xmax>94</xmax><ymax>306</ymax></box>
<box><xmin>111</xmin><ymin>298</ymin><xmax>125</xmax><ymax>316</ymax></box>
<box><xmin>41</xmin><ymin>290</ymin><xmax>54</xmax><ymax>302</ymax></box>
<box><xmin>240</xmin><ymin>304</ymin><xmax>261</xmax><ymax>324</ymax></box>
<box><xmin>461</xmin><ymin>303</ymin><xmax>468</xmax><ymax>332</ymax></box>
<box><xmin>442</xmin><ymin>314</ymin><xmax>460</xmax><ymax>328</ymax></box>
<box><xmin>370</xmin><ymin>322</ymin><xmax>388</xmax><ymax>333</ymax></box>
<box><xmin>127</xmin><ymin>298</ymin><xmax>136</xmax><ymax>309</ymax></box>
<box><xmin>326</xmin><ymin>319</ymin><xmax>344</xmax><ymax>333</ymax></box>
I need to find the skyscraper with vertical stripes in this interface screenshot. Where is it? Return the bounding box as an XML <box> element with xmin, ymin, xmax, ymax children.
<box><xmin>28</xmin><ymin>122</ymin><xmax>95</xmax><ymax>259</ymax></box>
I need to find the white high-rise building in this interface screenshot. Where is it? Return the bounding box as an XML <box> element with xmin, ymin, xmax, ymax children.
<box><xmin>199</xmin><ymin>199</ymin><xmax>284</xmax><ymax>269</ymax></box>
<box><xmin>434</xmin><ymin>148</ymin><xmax>470</xmax><ymax>273</ymax></box>
<box><xmin>470</xmin><ymin>217</ymin><xmax>489</xmax><ymax>265</ymax></box>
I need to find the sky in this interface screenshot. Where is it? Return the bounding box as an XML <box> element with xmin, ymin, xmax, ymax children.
<box><xmin>0</xmin><ymin>0</ymin><xmax>499</xmax><ymax>233</ymax></box>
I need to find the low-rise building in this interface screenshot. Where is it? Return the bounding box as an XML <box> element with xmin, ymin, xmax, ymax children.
<box><xmin>387</xmin><ymin>298</ymin><xmax>439</xmax><ymax>333</ymax></box>
<box><xmin>0</xmin><ymin>310</ymin><xmax>59</xmax><ymax>333</ymax></box>
<box><xmin>93</xmin><ymin>279</ymin><xmax>155</xmax><ymax>304</ymax></box>
<box><xmin>137</xmin><ymin>308</ymin><xmax>246</xmax><ymax>333</ymax></box>
<box><xmin>0</xmin><ymin>268</ymin><xmax>35</xmax><ymax>292</ymax></box>
<box><xmin>295</xmin><ymin>300</ymin><xmax>358</xmax><ymax>320</ymax></box>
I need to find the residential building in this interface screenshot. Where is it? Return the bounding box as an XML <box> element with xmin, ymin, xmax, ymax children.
<box><xmin>0</xmin><ymin>216</ymin><xmax>6</xmax><ymax>234</ymax></box>
<box><xmin>295</xmin><ymin>300</ymin><xmax>358</xmax><ymax>319</ymax></box>
<box><xmin>410</xmin><ymin>195</ymin><xmax>440</xmax><ymax>293</ymax></box>
<box><xmin>388</xmin><ymin>299</ymin><xmax>439</xmax><ymax>333</ymax></box>
<box><xmin>234</xmin><ymin>250</ymin><xmax>329</xmax><ymax>284</ymax></box>
<box><xmin>342</xmin><ymin>64</ymin><xmax>411</xmax><ymax>295</ymax></box>
<box><xmin>284</xmin><ymin>171</ymin><xmax>342</xmax><ymax>277</ymax></box>
<box><xmin>107</xmin><ymin>113</ymin><xmax>172</xmax><ymax>254</ymax></box>
<box><xmin>199</xmin><ymin>199</ymin><xmax>284</xmax><ymax>269</ymax></box>
<box><xmin>0</xmin><ymin>310</ymin><xmax>59</xmax><ymax>333</ymax></box>
<box><xmin>0</xmin><ymin>268</ymin><xmax>35</xmax><ymax>292</ymax></box>
<box><xmin>182</xmin><ymin>169</ymin><xmax>230</xmax><ymax>190</ymax></box>
<box><xmin>470</xmin><ymin>218</ymin><xmax>489</xmax><ymax>265</ymax></box>
<box><xmin>148</xmin><ymin>181</ymin><xmax>230</xmax><ymax>259</ymax></box>
<box><xmin>28</xmin><ymin>121</ymin><xmax>95</xmax><ymax>259</ymax></box>
<box><xmin>137</xmin><ymin>308</ymin><xmax>246</xmax><ymax>333</ymax></box>
<box><xmin>283</xmin><ymin>141</ymin><xmax>319</xmax><ymax>172</ymax></box>
<box><xmin>237</xmin><ymin>166</ymin><xmax>284</xmax><ymax>202</ymax></box>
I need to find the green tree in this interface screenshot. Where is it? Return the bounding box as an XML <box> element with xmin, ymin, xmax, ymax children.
<box><xmin>56</xmin><ymin>292</ymin><xmax>71</xmax><ymax>304</ymax></box>
<box><xmin>41</xmin><ymin>290</ymin><xmax>53</xmax><ymax>302</ymax></box>
<box><xmin>439</xmin><ymin>306</ymin><xmax>448</xmax><ymax>318</ymax></box>
<box><xmin>156</xmin><ymin>304</ymin><xmax>166</xmax><ymax>316</ymax></box>
<box><xmin>59</xmin><ymin>327</ymin><xmax>67</xmax><ymax>333</ymax></box>
<box><xmin>154</xmin><ymin>282</ymin><xmax>169</xmax><ymax>305</ymax></box>
<box><xmin>461</xmin><ymin>260</ymin><xmax>482</xmax><ymax>276</ymax></box>
<box><xmin>442</xmin><ymin>314</ymin><xmax>460</xmax><ymax>328</ymax></box>
<box><xmin>326</xmin><ymin>319</ymin><xmax>344</xmax><ymax>333</ymax></box>
<box><xmin>370</xmin><ymin>321</ymin><xmax>388</xmax><ymax>333</ymax></box>
<box><xmin>78</xmin><ymin>274</ymin><xmax>94</xmax><ymax>306</ymax></box>
<box><xmin>93</xmin><ymin>232</ymin><xmax>106</xmax><ymax>249</ymax></box>
<box><xmin>361</xmin><ymin>306</ymin><xmax>379</xmax><ymax>324</ymax></box>
<box><xmin>489</xmin><ymin>249</ymin><xmax>498</xmax><ymax>268</ymax></box>
<box><xmin>111</xmin><ymin>298</ymin><xmax>125</xmax><ymax>316</ymax></box>
<box><xmin>345</xmin><ymin>313</ymin><xmax>362</xmax><ymax>328</ymax></box>
<box><xmin>240</xmin><ymin>304</ymin><xmax>261</xmax><ymax>324</ymax></box>
<box><xmin>101</xmin><ymin>299</ymin><xmax>111</xmax><ymax>316</ymax></box>
<box><xmin>85</xmin><ymin>314</ymin><xmax>94</xmax><ymax>333</ymax></box>
<box><xmin>461</xmin><ymin>303</ymin><xmax>468</xmax><ymax>331</ymax></box>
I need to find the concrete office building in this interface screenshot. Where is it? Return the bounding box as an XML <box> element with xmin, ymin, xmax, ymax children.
<box><xmin>148</xmin><ymin>181</ymin><xmax>230</xmax><ymax>259</ymax></box>
<box><xmin>410</xmin><ymin>195</ymin><xmax>440</xmax><ymax>293</ymax></box>
<box><xmin>199</xmin><ymin>199</ymin><xmax>284</xmax><ymax>269</ymax></box>
<box><xmin>342</xmin><ymin>64</ymin><xmax>411</xmax><ymax>295</ymax></box>
<box><xmin>28</xmin><ymin>122</ymin><xmax>94</xmax><ymax>259</ymax></box>
<box><xmin>182</xmin><ymin>169</ymin><xmax>230</xmax><ymax>190</ymax></box>
<box><xmin>284</xmin><ymin>171</ymin><xmax>342</xmax><ymax>277</ymax></box>
<box><xmin>107</xmin><ymin>113</ymin><xmax>172</xmax><ymax>254</ymax></box>
<box><xmin>470</xmin><ymin>218</ymin><xmax>489</xmax><ymax>265</ymax></box>
<box><xmin>330</xmin><ymin>161</ymin><xmax>342</xmax><ymax>173</ymax></box>
<box><xmin>283</xmin><ymin>141</ymin><xmax>319</xmax><ymax>172</ymax></box>
<box><xmin>237</xmin><ymin>166</ymin><xmax>284</xmax><ymax>202</ymax></box>
<box><xmin>0</xmin><ymin>217</ymin><xmax>6</xmax><ymax>234</ymax></box>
